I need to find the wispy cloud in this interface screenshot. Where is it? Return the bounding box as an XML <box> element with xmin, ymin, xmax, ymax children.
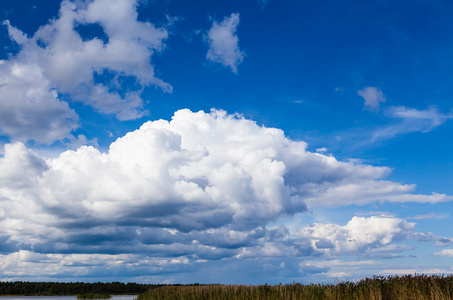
<box><xmin>408</xmin><ymin>213</ymin><xmax>449</xmax><ymax>220</ymax></box>
<box><xmin>358</xmin><ymin>87</ymin><xmax>453</xmax><ymax>142</ymax></box>
<box><xmin>206</xmin><ymin>13</ymin><xmax>245</xmax><ymax>73</ymax></box>
<box><xmin>371</xmin><ymin>105</ymin><xmax>452</xmax><ymax>142</ymax></box>
<box><xmin>330</xmin><ymin>87</ymin><xmax>453</xmax><ymax>150</ymax></box>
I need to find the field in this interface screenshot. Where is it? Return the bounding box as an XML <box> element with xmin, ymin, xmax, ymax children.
<box><xmin>137</xmin><ymin>274</ymin><xmax>453</xmax><ymax>300</ymax></box>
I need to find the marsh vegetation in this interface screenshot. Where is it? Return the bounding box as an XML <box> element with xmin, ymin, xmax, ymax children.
<box><xmin>137</xmin><ymin>274</ymin><xmax>453</xmax><ymax>300</ymax></box>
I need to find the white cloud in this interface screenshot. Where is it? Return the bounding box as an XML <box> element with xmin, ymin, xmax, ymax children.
<box><xmin>358</xmin><ymin>86</ymin><xmax>386</xmax><ymax>110</ymax></box>
<box><xmin>303</xmin><ymin>182</ymin><xmax>452</xmax><ymax>207</ymax></box>
<box><xmin>434</xmin><ymin>249</ymin><xmax>453</xmax><ymax>257</ymax></box>
<box><xmin>298</xmin><ymin>215</ymin><xmax>416</xmax><ymax>256</ymax></box>
<box><xmin>235</xmin><ymin>215</ymin><xmax>426</xmax><ymax>262</ymax></box>
<box><xmin>371</xmin><ymin>106</ymin><xmax>453</xmax><ymax>141</ymax></box>
<box><xmin>0</xmin><ymin>109</ymin><xmax>449</xmax><ymax>278</ymax></box>
<box><xmin>0</xmin><ymin>143</ymin><xmax>48</xmax><ymax>189</ymax></box>
<box><xmin>0</xmin><ymin>0</ymin><xmax>171</xmax><ymax>143</ymax></box>
<box><xmin>0</xmin><ymin>61</ymin><xmax>79</xmax><ymax>143</ymax></box>
<box><xmin>206</xmin><ymin>13</ymin><xmax>245</xmax><ymax>73</ymax></box>
<box><xmin>315</xmin><ymin>147</ymin><xmax>328</xmax><ymax>153</ymax></box>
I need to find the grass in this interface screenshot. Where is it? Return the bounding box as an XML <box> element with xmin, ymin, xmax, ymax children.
<box><xmin>137</xmin><ymin>274</ymin><xmax>453</xmax><ymax>300</ymax></box>
<box><xmin>77</xmin><ymin>294</ymin><xmax>112</xmax><ymax>299</ymax></box>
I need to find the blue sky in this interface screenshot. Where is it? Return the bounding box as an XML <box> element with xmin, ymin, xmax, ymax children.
<box><xmin>0</xmin><ymin>0</ymin><xmax>453</xmax><ymax>284</ymax></box>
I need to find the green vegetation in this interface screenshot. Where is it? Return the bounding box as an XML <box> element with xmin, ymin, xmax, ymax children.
<box><xmin>0</xmin><ymin>281</ymin><xmax>159</xmax><ymax>296</ymax></box>
<box><xmin>137</xmin><ymin>274</ymin><xmax>453</xmax><ymax>300</ymax></box>
<box><xmin>77</xmin><ymin>294</ymin><xmax>112</xmax><ymax>299</ymax></box>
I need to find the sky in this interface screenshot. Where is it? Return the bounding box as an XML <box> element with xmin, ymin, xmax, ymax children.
<box><xmin>0</xmin><ymin>0</ymin><xmax>453</xmax><ymax>284</ymax></box>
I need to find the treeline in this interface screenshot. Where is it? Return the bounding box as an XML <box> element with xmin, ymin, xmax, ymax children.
<box><xmin>137</xmin><ymin>274</ymin><xmax>453</xmax><ymax>300</ymax></box>
<box><xmin>0</xmin><ymin>281</ymin><xmax>160</xmax><ymax>296</ymax></box>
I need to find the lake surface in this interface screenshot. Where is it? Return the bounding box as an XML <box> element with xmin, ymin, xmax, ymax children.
<box><xmin>0</xmin><ymin>296</ymin><xmax>137</xmax><ymax>300</ymax></box>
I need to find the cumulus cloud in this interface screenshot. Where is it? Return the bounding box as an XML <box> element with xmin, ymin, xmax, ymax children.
<box><xmin>0</xmin><ymin>0</ymin><xmax>171</xmax><ymax>143</ymax></box>
<box><xmin>0</xmin><ymin>109</ymin><xmax>449</xmax><ymax>279</ymax></box>
<box><xmin>358</xmin><ymin>86</ymin><xmax>386</xmax><ymax>110</ymax></box>
<box><xmin>234</xmin><ymin>215</ymin><xmax>428</xmax><ymax>272</ymax></box>
<box><xmin>206</xmin><ymin>13</ymin><xmax>245</xmax><ymax>73</ymax></box>
<box><xmin>298</xmin><ymin>216</ymin><xmax>416</xmax><ymax>256</ymax></box>
<box><xmin>434</xmin><ymin>249</ymin><xmax>453</xmax><ymax>257</ymax></box>
<box><xmin>0</xmin><ymin>60</ymin><xmax>79</xmax><ymax>143</ymax></box>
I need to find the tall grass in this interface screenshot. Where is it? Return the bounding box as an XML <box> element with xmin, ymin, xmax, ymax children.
<box><xmin>137</xmin><ymin>274</ymin><xmax>453</xmax><ymax>300</ymax></box>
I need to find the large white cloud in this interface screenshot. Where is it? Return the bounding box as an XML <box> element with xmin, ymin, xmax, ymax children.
<box><xmin>0</xmin><ymin>0</ymin><xmax>171</xmax><ymax>143</ymax></box>
<box><xmin>0</xmin><ymin>109</ymin><xmax>449</xmax><ymax>279</ymax></box>
<box><xmin>206</xmin><ymin>13</ymin><xmax>245</xmax><ymax>73</ymax></box>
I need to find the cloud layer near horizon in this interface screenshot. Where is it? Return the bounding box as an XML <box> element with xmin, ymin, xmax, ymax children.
<box><xmin>0</xmin><ymin>109</ymin><xmax>449</xmax><ymax>279</ymax></box>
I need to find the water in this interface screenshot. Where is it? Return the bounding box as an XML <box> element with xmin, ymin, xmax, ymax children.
<box><xmin>0</xmin><ymin>296</ymin><xmax>137</xmax><ymax>300</ymax></box>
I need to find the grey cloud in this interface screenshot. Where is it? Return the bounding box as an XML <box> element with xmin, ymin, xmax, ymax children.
<box><xmin>438</xmin><ymin>238</ymin><xmax>452</xmax><ymax>244</ymax></box>
<box><xmin>315</xmin><ymin>239</ymin><xmax>334</xmax><ymax>249</ymax></box>
<box><xmin>299</xmin><ymin>263</ymin><xmax>329</xmax><ymax>276</ymax></box>
<box><xmin>0</xmin><ymin>235</ymin><xmax>26</xmax><ymax>254</ymax></box>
